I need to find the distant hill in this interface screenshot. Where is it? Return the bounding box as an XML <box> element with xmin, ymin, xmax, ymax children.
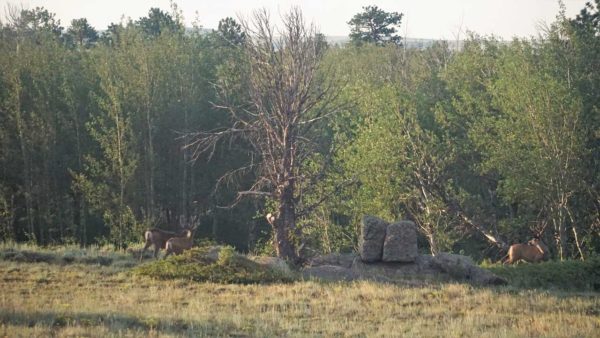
<box><xmin>189</xmin><ymin>28</ymin><xmax>463</xmax><ymax>50</ymax></box>
<box><xmin>325</xmin><ymin>35</ymin><xmax>464</xmax><ymax>50</ymax></box>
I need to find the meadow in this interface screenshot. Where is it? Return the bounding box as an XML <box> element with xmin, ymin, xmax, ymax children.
<box><xmin>0</xmin><ymin>244</ymin><xmax>598</xmax><ymax>337</ymax></box>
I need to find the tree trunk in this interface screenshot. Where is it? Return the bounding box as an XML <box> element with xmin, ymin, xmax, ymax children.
<box><xmin>274</xmin><ymin>183</ymin><xmax>297</xmax><ymax>261</ymax></box>
<box><xmin>13</xmin><ymin>77</ymin><xmax>35</xmax><ymax>242</ymax></box>
<box><xmin>146</xmin><ymin>105</ymin><xmax>155</xmax><ymax>220</ymax></box>
<box><xmin>427</xmin><ymin>232</ymin><xmax>439</xmax><ymax>255</ymax></box>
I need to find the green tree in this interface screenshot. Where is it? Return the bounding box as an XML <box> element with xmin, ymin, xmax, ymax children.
<box><xmin>136</xmin><ymin>8</ymin><xmax>182</xmax><ymax>38</ymax></box>
<box><xmin>348</xmin><ymin>5</ymin><xmax>403</xmax><ymax>46</ymax></box>
<box><xmin>73</xmin><ymin>47</ymin><xmax>139</xmax><ymax>249</ymax></box>
<box><xmin>66</xmin><ymin>18</ymin><xmax>98</xmax><ymax>48</ymax></box>
<box><xmin>216</xmin><ymin>17</ymin><xmax>246</xmax><ymax>46</ymax></box>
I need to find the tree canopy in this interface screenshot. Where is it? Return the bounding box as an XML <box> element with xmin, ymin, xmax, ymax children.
<box><xmin>348</xmin><ymin>5</ymin><xmax>403</xmax><ymax>45</ymax></box>
<box><xmin>0</xmin><ymin>4</ymin><xmax>597</xmax><ymax>261</ymax></box>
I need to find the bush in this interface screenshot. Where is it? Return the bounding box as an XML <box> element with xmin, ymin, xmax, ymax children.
<box><xmin>485</xmin><ymin>258</ymin><xmax>600</xmax><ymax>291</ymax></box>
<box><xmin>133</xmin><ymin>245</ymin><xmax>295</xmax><ymax>284</ymax></box>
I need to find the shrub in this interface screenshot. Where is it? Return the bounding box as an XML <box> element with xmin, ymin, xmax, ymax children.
<box><xmin>133</xmin><ymin>246</ymin><xmax>295</xmax><ymax>284</ymax></box>
<box><xmin>486</xmin><ymin>258</ymin><xmax>600</xmax><ymax>291</ymax></box>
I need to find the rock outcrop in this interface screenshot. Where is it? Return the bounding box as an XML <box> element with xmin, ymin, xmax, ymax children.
<box><xmin>302</xmin><ymin>252</ymin><xmax>507</xmax><ymax>286</ymax></box>
<box><xmin>429</xmin><ymin>253</ymin><xmax>507</xmax><ymax>285</ymax></box>
<box><xmin>382</xmin><ymin>220</ymin><xmax>418</xmax><ymax>262</ymax></box>
<box><xmin>303</xmin><ymin>215</ymin><xmax>507</xmax><ymax>286</ymax></box>
<box><xmin>358</xmin><ymin>216</ymin><xmax>388</xmax><ymax>262</ymax></box>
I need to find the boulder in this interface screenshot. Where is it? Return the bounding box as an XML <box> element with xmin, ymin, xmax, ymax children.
<box><xmin>300</xmin><ymin>252</ymin><xmax>507</xmax><ymax>286</ymax></box>
<box><xmin>308</xmin><ymin>253</ymin><xmax>357</xmax><ymax>268</ymax></box>
<box><xmin>431</xmin><ymin>253</ymin><xmax>507</xmax><ymax>285</ymax></box>
<box><xmin>249</xmin><ymin>256</ymin><xmax>292</xmax><ymax>275</ymax></box>
<box><xmin>302</xmin><ymin>265</ymin><xmax>357</xmax><ymax>282</ymax></box>
<box><xmin>359</xmin><ymin>215</ymin><xmax>388</xmax><ymax>262</ymax></box>
<box><xmin>382</xmin><ymin>220</ymin><xmax>418</xmax><ymax>262</ymax></box>
<box><xmin>351</xmin><ymin>257</ymin><xmax>430</xmax><ymax>282</ymax></box>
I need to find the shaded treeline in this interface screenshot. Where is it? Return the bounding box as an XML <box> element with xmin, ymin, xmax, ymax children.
<box><xmin>0</xmin><ymin>3</ymin><xmax>598</xmax><ymax>260</ymax></box>
<box><xmin>0</xmin><ymin>6</ymin><xmax>260</xmax><ymax>250</ymax></box>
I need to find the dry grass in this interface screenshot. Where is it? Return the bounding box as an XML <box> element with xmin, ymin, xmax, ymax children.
<box><xmin>0</xmin><ymin>254</ymin><xmax>598</xmax><ymax>337</ymax></box>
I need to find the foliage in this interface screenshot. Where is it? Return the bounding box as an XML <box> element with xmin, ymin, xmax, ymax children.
<box><xmin>216</xmin><ymin>17</ymin><xmax>246</xmax><ymax>46</ymax></box>
<box><xmin>348</xmin><ymin>5</ymin><xmax>403</xmax><ymax>45</ymax></box>
<box><xmin>0</xmin><ymin>3</ymin><xmax>597</xmax><ymax>262</ymax></box>
<box><xmin>65</xmin><ymin>18</ymin><xmax>98</xmax><ymax>48</ymax></box>
<box><xmin>135</xmin><ymin>8</ymin><xmax>183</xmax><ymax>38</ymax></box>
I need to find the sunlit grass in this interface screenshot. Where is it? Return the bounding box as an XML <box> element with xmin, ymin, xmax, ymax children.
<box><xmin>0</xmin><ymin>245</ymin><xmax>598</xmax><ymax>337</ymax></box>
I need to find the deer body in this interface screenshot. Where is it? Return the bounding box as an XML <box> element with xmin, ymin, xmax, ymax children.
<box><xmin>140</xmin><ymin>228</ymin><xmax>187</xmax><ymax>260</ymax></box>
<box><xmin>503</xmin><ymin>238</ymin><xmax>549</xmax><ymax>264</ymax></box>
<box><xmin>140</xmin><ymin>214</ymin><xmax>200</xmax><ymax>260</ymax></box>
<box><xmin>164</xmin><ymin>229</ymin><xmax>195</xmax><ymax>258</ymax></box>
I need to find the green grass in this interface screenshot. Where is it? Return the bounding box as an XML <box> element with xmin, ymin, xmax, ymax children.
<box><xmin>0</xmin><ymin>244</ymin><xmax>598</xmax><ymax>337</ymax></box>
<box><xmin>485</xmin><ymin>258</ymin><xmax>600</xmax><ymax>291</ymax></box>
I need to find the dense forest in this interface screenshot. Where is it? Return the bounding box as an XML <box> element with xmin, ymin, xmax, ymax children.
<box><xmin>0</xmin><ymin>2</ymin><xmax>598</xmax><ymax>261</ymax></box>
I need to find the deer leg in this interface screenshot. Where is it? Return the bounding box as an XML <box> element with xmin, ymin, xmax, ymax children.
<box><xmin>153</xmin><ymin>245</ymin><xmax>160</xmax><ymax>259</ymax></box>
<box><xmin>140</xmin><ymin>241</ymin><xmax>152</xmax><ymax>261</ymax></box>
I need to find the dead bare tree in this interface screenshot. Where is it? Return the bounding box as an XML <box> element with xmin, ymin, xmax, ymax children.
<box><xmin>186</xmin><ymin>8</ymin><xmax>342</xmax><ymax>261</ymax></box>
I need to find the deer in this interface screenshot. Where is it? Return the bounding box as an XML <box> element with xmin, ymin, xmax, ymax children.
<box><xmin>502</xmin><ymin>238</ymin><xmax>549</xmax><ymax>264</ymax></box>
<box><xmin>140</xmin><ymin>213</ymin><xmax>199</xmax><ymax>260</ymax></box>
<box><xmin>163</xmin><ymin>215</ymin><xmax>200</xmax><ymax>258</ymax></box>
<box><xmin>164</xmin><ymin>227</ymin><xmax>197</xmax><ymax>258</ymax></box>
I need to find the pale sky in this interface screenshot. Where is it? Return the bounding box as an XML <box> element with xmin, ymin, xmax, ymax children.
<box><xmin>0</xmin><ymin>0</ymin><xmax>590</xmax><ymax>40</ymax></box>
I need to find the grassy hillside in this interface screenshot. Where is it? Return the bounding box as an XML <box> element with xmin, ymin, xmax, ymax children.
<box><xmin>0</xmin><ymin>245</ymin><xmax>598</xmax><ymax>337</ymax></box>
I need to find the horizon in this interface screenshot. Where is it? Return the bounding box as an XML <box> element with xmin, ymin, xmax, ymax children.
<box><xmin>0</xmin><ymin>0</ymin><xmax>591</xmax><ymax>40</ymax></box>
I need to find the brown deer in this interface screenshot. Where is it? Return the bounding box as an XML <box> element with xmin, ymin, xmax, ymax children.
<box><xmin>140</xmin><ymin>227</ymin><xmax>187</xmax><ymax>260</ymax></box>
<box><xmin>164</xmin><ymin>226</ymin><xmax>197</xmax><ymax>258</ymax></box>
<box><xmin>140</xmin><ymin>214</ymin><xmax>200</xmax><ymax>260</ymax></box>
<box><xmin>502</xmin><ymin>238</ymin><xmax>549</xmax><ymax>264</ymax></box>
<box><xmin>162</xmin><ymin>215</ymin><xmax>199</xmax><ymax>258</ymax></box>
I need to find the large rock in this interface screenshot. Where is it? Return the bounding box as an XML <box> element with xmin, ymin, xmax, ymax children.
<box><xmin>351</xmin><ymin>256</ymin><xmax>435</xmax><ymax>283</ymax></box>
<box><xmin>249</xmin><ymin>256</ymin><xmax>292</xmax><ymax>275</ymax></box>
<box><xmin>302</xmin><ymin>265</ymin><xmax>357</xmax><ymax>282</ymax></box>
<box><xmin>301</xmin><ymin>252</ymin><xmax>507</xmax><ymax>286</ymax></box>
<box><xmin>308</xmin><ymin>253</ymin><xmax>357</xmax><ymax>268</ymax></box>
<box><xmin>430</xmin><ymin>253</ymin><xmax>507</xmax><ymax>285</ymax></box>
<box><xmin>382</xmin><ymin>220</ymin><xmax>418</xmax><ymax>262</ymax></box>
<box><xmin>359</xmin><ymin>215</ymin><xmax>388</xmax><ymax>262</ymax></box>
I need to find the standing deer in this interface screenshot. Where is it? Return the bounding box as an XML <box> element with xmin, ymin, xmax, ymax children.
<box><xmin>140</xmin><ymin>214</ymin><xmax>199</xmax><ymax>260</ymax></box>
<box><xmin>140</xmin><ymin>227</ymin><xmax>187</xmax><ymax>260</ymax></box>
<box><xmin>164</xmin><ymin>226</ymin><xmax>197</xmax><ymax>258</ymax></box>
<box><xmin>162</xmin><ymin>215</ymin><xmax>199</xmax><ymax>258</ymax></box>
<box><xmin>502</xmin><ymin>238</ymin><xmax>549</xmax><ymax>264</ymax></box>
